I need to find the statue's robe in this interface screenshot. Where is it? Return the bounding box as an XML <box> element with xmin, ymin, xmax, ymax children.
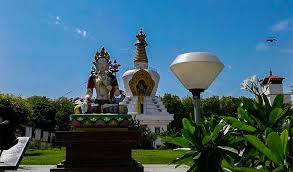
<box><xmin>87</xmin><ymin>74</ymin><xmax>118</xmax><ymax>104</ymax></box>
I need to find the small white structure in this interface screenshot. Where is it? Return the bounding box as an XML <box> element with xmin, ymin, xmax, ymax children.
<box><xmin>25</xmin><ymin>126</ymin><xmax>33</xmax><ymax>138</ymax></box>
<box><xmin>34</xmin><ymin>128</ymin><xmax>42</xmax><ymax>141</ymax></box>
<box><xmin>42</xmin><ymin>131</ymin><xmax>49</xmax><ymax>142</ymax></box>
<box><xmin>121</xmin><ymin>29</ymin><xmax>174</xmax><ymax>148</ymax></box>
<box><xmin>259</xmin><ymin>70</ymin><xmax>292</xmax><ymax>105</ymax></box>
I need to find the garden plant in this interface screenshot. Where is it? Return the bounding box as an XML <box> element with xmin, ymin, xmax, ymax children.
<box><xmin>163</xmin><ymin>75</ymin><xmax>293</xmax><ymax>172</ymax></box>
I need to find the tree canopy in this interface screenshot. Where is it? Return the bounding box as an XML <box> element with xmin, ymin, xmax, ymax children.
<box><xmin>0</xmin><ymin>94</ymin><xmax>74</xmax><ymax>133</ymax></box>
<box><xmin>161</xmin><ymin>93</ymin><xmax>244</xmax><ymax>133</ymax></box>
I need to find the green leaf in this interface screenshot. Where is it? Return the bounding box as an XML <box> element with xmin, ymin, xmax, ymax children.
<box><xmin>272</xmin><ymin>165</ymin><xmax>285</xmax><ymax>172</ymax></box>
<box><xmin>182</xmin><ymin>129</ymin><xmax>195</xmax><ymax>146</ymax></box>
<box><xmin>223</xmin><ymin>117</ymin><xmax>257</xmax><ymax>132</ymax></box>
<box><xmin>267</xmin><ymin>132</ymin><xmax>284</xmax><ymax>164</ymax></box>
<box><xmin>279</xmin><ymin>129</ymin><xmax>288</xmax><ymax>157</ymax></box>
<box><xmin>256</xmin><ymin>94</ymin><xmax>263</xmax><ymax>106</ymax></box>
<box><xmin>200</xmin><ymin>124</ymin><xmax>208</xmax><ymax>136</ymax></box>
<box><xmin>217</xmin><ymin>146</ymin><xmax>239</xmax><ymax>155</ymax></box>
<box><xmin>170</xmin><ymin>151</ymin><xmax>194</xmax><ymax>165</ymax></box>
<box><xmin>212</xmin><ymin>124</ymin><xmax>223</xmax><ymax>141</ymax></box>
<box><xmin>202</xmin><ymin>135</ymin><xmax>212</xmax><ymax>145</ymax></box>
<box><xmin>182</xmin><ymin>118</ymin><xmax>195</xmax><ymax>134</ymax></box>
<box><xmin>269</xmin><ymin>108</ymin><xmax>283</xmax><ymax>125</ymax></box>
<box><xmin>162</xmin><ymin>136</ymin><xmax>191</xmax><ymax>148</ymax></box>
<box><xmin>238</xmin><ymin>107</ymin><xmax>255</xmax><ymax>125</ymax></box>
<box><xmin>272</xmin><ymin>95</ymin><xmax>284</xmax><ymax>109</ymax></box>
<box><xmin>264</xmin><ymin>127</ymin><xmax>274</xmax><ymax>138</ymax></box>
<box><xmin>242</xmin><ymin>97</ymin><xmax>256</xmax><ymax>112</ymax></box>
<box><xmin>244</xmin><ymin>135</ymin><xmax>281</xmax><ymax>165</ymax></box>
<box><xmin>228</xmin><ymin>137</ymin><xmax>245</xmax><ymax>147</ymax></box>
<box><xmin>221</xmin><ymin>159</ymin><xmax>233</xmax><ymax>171</ymax></box>
<box><xmin>262</xmin><ymin>93</ymin><xmax>271</xmax><ymax>109</ymax></box>
<box><xmin>250</xmin><ymin>115</ymin><xmax>265</xmax><ymax>130</ymax></box>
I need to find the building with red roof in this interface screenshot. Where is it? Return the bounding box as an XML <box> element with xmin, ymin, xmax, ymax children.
<box><xmin>259</xmin><ymin>69</ymin><xmax>291</xmax><ymax>105</ymax></box>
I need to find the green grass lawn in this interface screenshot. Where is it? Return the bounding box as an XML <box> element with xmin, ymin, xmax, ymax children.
<box><xmin>21</xmin><ymin>149</ymin><xmax>187</xmax><ymax>165</ymax></box>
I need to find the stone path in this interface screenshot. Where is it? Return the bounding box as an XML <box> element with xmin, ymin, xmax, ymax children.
<box><xmin>6</xmin><ymin>165</ymin><xmax>188</xmax><ymax>172</ymax></box>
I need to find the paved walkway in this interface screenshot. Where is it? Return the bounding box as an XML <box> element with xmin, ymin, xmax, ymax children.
<box><xmin>6</xmin><ymin>165</ymin><xmax>188</xmax><ymax>172</ymax></box>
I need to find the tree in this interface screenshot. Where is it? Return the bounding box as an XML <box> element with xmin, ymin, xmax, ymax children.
<box><xmin>27</xmin><ymin>96</ymin><xmax>57</xmax><ymax>132</ymax></box>
<box><xmin>53</xmin><ymin>97</ymin><xmax>74</xmax><ymax>131</ymax></box>
<box><xmin>136</xmin><ymin>125</ymin><xmax>156</xmax><ymax>149</ymax></box>
<box><xmin>200</xmin><ymin>96</ymin><xmax>221</xmax><ymax>118</ymax></box>
<box><xmin>162</xmin><ymin>94</ymin><xmax>243</xmax><ymax>133</ymax></box>
<box><xmin>0</xmin><ymin>94</ymin><xmax>30</xmax><ymax>132</ymax></box>
<box><xmin>182</xmin><ymin>96</ymin><xmax>194</xmax><ymax>118</ymax></box>
<box><xmin>0</xmin><ymin>94</ymin><xmax>16</xmax><ymax>123</ymax></box>
<box><xmin>219</xmin><ymin>96</ymin><xmax>241</xmax><ymax>116</ymax></box>
<box><xmin>161</xmin><ymin>93</ymin><xmax>186</xmax><ymax>133</ymax></box>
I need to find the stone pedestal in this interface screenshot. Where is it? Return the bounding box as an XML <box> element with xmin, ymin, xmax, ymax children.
<box><xmin>50</xmin><ymin>130</ymin><xmax>143</xmax><ymax>172</ymax></box>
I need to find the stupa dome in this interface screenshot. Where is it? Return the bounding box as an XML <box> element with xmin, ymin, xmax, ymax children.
<box><xmin>122</xmin><ymin>29</ymin><xmax>160</xmax><ymax>97</ymax></box>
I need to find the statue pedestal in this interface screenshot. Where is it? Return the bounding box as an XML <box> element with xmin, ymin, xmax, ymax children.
<box><xmin>50</xmin><ymin>130</ymin><xmax>143</xmax><ymax>172</ymax></box>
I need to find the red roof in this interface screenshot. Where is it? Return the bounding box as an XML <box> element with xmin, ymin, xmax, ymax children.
<box><xmin>261</xmin><ymin>72</ymin><xmax>285</xmax><ymax>85</ymax></box>
<box><xmin>265</xmin><ymin>75</ymin><xmax>284</xmax><ymax>80</ymax></box>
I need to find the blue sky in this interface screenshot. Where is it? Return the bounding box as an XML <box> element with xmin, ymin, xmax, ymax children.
<box><xmin>0</xmin><ymin>0</ymin><xmax>292</xmax><ymax>99</ymax></box>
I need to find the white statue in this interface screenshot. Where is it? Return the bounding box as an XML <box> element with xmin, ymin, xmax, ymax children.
<box><xmin>75</xmin><ymin>47</ymin><xmax>123</xmax><ymax>114</ymax></box>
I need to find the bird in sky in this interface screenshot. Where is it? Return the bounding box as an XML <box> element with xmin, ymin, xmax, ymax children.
<box><xmin>266</xmin><ymin>38</ymin><xmax>277</xmax><ymax>43</ymax></box>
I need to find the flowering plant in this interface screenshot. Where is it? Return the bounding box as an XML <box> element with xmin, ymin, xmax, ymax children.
<box><xmin>240</xmin><ymin>75</ymin><xmax>268</xmax><ymax>95</ymax></box>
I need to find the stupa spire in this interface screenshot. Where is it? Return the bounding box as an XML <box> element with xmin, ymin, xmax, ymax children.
<box><xmin>134</xmin><ymin>28</ymin><xmax>148</xmax><ymax>63</ymax></box>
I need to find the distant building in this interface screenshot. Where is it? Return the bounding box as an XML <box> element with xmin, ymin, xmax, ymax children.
<box><xmin>120</xmin><ymin>29</ymin><xmax>174</xmax><ymax>148</ymax></box>
<box><xmin>259</xmin><ymin>70</ymin><xmax>292</xmax><ymax>105</ymax></box>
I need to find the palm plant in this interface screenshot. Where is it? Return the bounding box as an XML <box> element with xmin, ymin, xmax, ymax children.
<box><xmin>162</xmin><ymin>117</ymin><xmax>239</xmax><ymax>172</ymax></box>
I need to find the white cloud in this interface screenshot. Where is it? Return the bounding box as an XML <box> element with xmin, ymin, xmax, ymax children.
<box><xmin>54</xmin><ymin>16</ymin><xmax>61</xmax><ymax>24</ymax></box>
<box><xmin>270</xmin><ymin>19</ymin><xmax>290</xmax><ymax>32</ymax></box>
<box><xmin>82</xmin><ymin>30</ymin><xmax>87</xmax><ymax>37</ymax></box>
<box><xmin>49</xmin><ymin>14</ymin><xmax>90</xmax><ymax>39</ymax></box>
<box><xmin>256</xmin><ymin>42</ymin><xmax>269</xmax><ymax>51</ymax></box>
<box><xmin>75</xmin><ymin>28</ymin><xmax>87</xmax><ymax>37</ymax></box>
<box><xmin>76</xmin><ymin>28</ymin><xmax>82</xmax><ymax>34</ymax></box>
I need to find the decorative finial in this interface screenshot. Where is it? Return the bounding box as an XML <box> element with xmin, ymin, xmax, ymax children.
<box><xmin>134</xmin><ymin>28</ymin><xmax>148</xmax><ymax>63</ymax></box>
<box><xmin>136</xmin><ymin>28</ymin><xmax>147</xmax><ymax>44</ymax></box>
<box><xmin>269</xmin><ymin>68</ymin><xmax>272</xmax><ymax>76</ymax></box>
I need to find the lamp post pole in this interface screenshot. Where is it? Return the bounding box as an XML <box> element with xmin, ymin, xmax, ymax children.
<box><xmin>189</xmin><ymin>89</ymin><xmax>204</xmax><ymax>123</ymax></box>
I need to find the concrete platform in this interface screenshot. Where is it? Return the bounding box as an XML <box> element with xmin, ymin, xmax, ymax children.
<box><xmin>5</xmin><ymin>165</ymin><xmax>188</xmax><ymax>172</ymax></box>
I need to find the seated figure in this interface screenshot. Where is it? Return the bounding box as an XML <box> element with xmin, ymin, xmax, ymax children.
<box><xmin>74</xmin><ymin>47</ymin><xmax>127</xmax><ymax>114</ymax></box>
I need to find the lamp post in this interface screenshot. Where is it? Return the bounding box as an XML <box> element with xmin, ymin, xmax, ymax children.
<box><xmin>170</xmin><ymin>52</ymin><xmax>224</xmax><ymax>123</ymax></box>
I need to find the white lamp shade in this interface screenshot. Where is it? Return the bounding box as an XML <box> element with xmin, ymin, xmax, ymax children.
<box><xmin>170</xmin><ymin>52</ymin><xmax>224</xmax><ymax>90</ymax></box>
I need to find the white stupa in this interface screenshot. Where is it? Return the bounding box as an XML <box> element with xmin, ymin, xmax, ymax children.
<box><xmin>121</xmin><ymin>29</ymin><xmax>173</xmax><ymax>145</ymax></box>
